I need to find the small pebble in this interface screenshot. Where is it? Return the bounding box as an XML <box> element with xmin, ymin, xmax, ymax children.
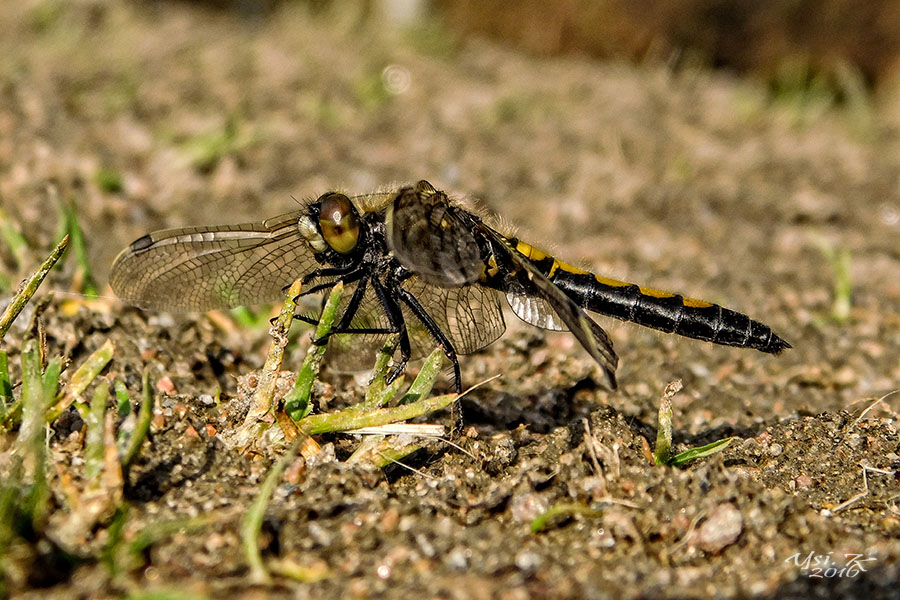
<box><xmin>697</xmin><ymin>503</ymin><xmax>743</xmax><ymax>554</ymax></box>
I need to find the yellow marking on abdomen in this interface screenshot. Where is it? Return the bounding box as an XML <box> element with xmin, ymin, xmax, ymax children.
<box><xmin>516</xmin><ymin>241</ymin><xmax>589</xmax><ymax>277</ymax></box>
<box><xmin>682</xmin><ymin>296</ymin><xmax>713</xmax><ymax>308</ymax></box>
<box><xmin>594</xmin><ymin>274</ymin><xmax>629</xmax><ymax>288</ymax></box>
<box><xmin>596</xmin><ymin>274</ymin><xmax>715</xmax><ymax>308</ymax></box>
<box><xmin>637</xmin><ymin>286</ymin><xmax>676</xmax><ymax>299</ymax></box>
<box><xmin>517</xmin><ymin>240</ymin><xmax>716</xmax><ymax>308</ymax></box>
<box><xmin>637</xmin><ymin>285</ymin><xmax>715</xmax><ymax>308</ymax></box>
<box><xmin>553</xmin><ymin>261</ymin><xmax>588</xmax><ymax>276</ymax></box>
<box><xmin>515</xmin><ymin>241</ymin><xmax>549</xmax><ymax>262</ymax></box>
<box><xmin>638</xmin><ymin>285</ymin><xmax>714</xmax><ymax>307</ymax></box>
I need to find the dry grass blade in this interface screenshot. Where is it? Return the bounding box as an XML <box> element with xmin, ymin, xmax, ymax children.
<box><xmin>248</xmin><ymin>277</ymin><xmax>304</xmax><ymax>421</ymax></box>
<box><xmin>46</xmin><ymin>338</ymin><xmax>114</xmax><ymax>423</ymax></box>
<box><xmin>653</xmin><ymin>380</ymin><xmax>682</xmax><ymax>465</ymax></box>
<box><xmin>0</xmin><ymin>234</ymin><xmax>69</xmax><ymax>342</ymax></box>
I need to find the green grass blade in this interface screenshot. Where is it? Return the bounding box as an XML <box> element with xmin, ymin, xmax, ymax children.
<box><xmin>814</xmin><ymin>236</ymin><xmax>853</xmax><ymax>324</ymax></box>
<box><xmin>530</xmin><ymin>503</ymin><xmax>604</xmax><ymax>534</ymax></box>
<box><xmin>230</xmin><ymin>305</ymin><xmax>273</xmax><ymax>329</ymax></box>
<box><xmin>16</xmin><ymin>342</ymin><xmax>52</xmax><ymax>528</ymax></box>
<box><xmin>0</xmin><ymin>478</ymin><xmax>21</xmax><ymax>561</ymax></box>
<box><xmin>47</xmin><ymin>338</ymin><xmax>114</xmax><ymax>422</ymax></box>
<box><xmin>93</xmin><ymin>168</ymin><xmax>124</xmax><ymax>194</ymax></box>
<box><xmin>284</xmin><ymin>282</ymin><xmax>343</xmax><ymax>421</ymax></box>
<box><xmin>122</xmin><ymin>369</ymin><xmax>154</xmax><ymax>470</ymax></box>
<box><xmin>649</xmin><ymin>379</ymin><xmax>732</xmax><ymax>467</ymax></box>
<box><xmin>0</xmin><ymin>204</ymin><xmax>29</xmax><ymax>269</ymax></box>
<box><xmin>101</xmin><ymin>505</ymin><xmax>129</xmax><ymax>576</ymax></box>
<box><xmin>0</xmin><ymin>234</ymin><xmax>69</xmax><ymax>342</ymax></box>
<box><xmin>241</xmin><ymin>438</ymin><xmax>302</xmax><ymax>584</ymax></box>
<box><xmin>58</xmin><ymin>197</ymin><xmax>98</xmax><ymax>296</ymax></box>
<box><xmin>84</xmin><ymin>382</ymin><xmax>110</xmax><ymax>481</ymax></box>
<box><xmin>41</xmin><ymin>357</ymin><xmax>62</xmax><ymax>403</ymax></box>
<box><xmin>361</xmin><ymin>334</ymin><xmax>401</xmax><ymax>408</ymax></box>
<box><xmin>397</xmin><ymin>348</ymin><xmax>443</xmax><ymax>405</ymax></box>
<box><xmin>4</xmin><ymin>355</ymin><xmax>64</xmax><ymax>431</ymax></box>
<box><xmin>668</xmin><ymin>438</ymin><xmax>734</xmax><ymax>467</ymax></box>
<box><xmin>115</xmin><ymin>380</ymin><xmax>131</xmax><ymax>418</ymax></box>
<box><xmin>300</xmin><ymin>392</ymin><xmax>457</xmax><ymax>435</ymax></box>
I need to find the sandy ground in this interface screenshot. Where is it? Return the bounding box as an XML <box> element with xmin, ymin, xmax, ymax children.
<box><xmin>1</xmin><ymin>2</ymin><xmax>899</xmax><ymax>598</ymax></box>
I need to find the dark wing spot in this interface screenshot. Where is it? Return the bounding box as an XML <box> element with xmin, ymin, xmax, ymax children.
<box><xmin>130</xmin><ymin>234</ymin><xmax>155</xmax><ymax>252</ymax></box>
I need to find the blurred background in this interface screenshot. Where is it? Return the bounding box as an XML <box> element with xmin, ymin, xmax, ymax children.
<box><xmin>4</xmin><ymin>5</ymin><xmax>900</xmax><ymax>595</ymax></box>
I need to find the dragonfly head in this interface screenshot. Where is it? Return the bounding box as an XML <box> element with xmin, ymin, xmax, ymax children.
<box><xmin>296</xmin><ymin>191</ymin><xmax>362</xmax><ymax>257</ymax></box>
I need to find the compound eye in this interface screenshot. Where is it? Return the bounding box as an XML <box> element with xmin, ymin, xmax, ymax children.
<box><xmin>318</xmin><ymin>193</ymin><xmax>359</xmax><ymax>254</ymax></box>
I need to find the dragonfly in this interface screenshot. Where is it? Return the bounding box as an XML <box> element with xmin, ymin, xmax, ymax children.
<box><xmin>110</xmin><ymin>180</ymin><xmax>790</xmax><ymax>391</ymax></box>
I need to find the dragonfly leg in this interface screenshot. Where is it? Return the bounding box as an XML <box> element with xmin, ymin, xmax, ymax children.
<box><xmin>395</xmin><ymin>282</ymin><xmax>465</xmax><ymax>437</ymax></box>
<box><xmin>371</xmin><ymin>277</ymin><xmax>412</xmax><ymax>385</ymax></box>
<box><xmin>308</xmin><ymin>276</ymin><xmax>370</xmax><ymax>345</ymax></box>
<box><xmin>395</xmin><ymin>286</ymin><xmax>463</xmax><ymax>394</ymax></box>
<box><xmin>298</xmin><ymin>267</ymin><xmax>366</xmax><ymax>297</ymax></box>
<box><xmin>289</xmin><ymin>269</ymin><xmax>369</xmax><ymax>335</ymax></box>
<box><xmin>298</xmin><ymin>264</ymin><xmax>358</xmax><ymax>286</ymax></box>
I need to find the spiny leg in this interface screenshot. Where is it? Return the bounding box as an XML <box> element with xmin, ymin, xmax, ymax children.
<box><xmin>371</xmin><ymin>276</ymin><xmax>412</xmax><ymax>385</ymax></box>
<box><xmin>298</xmin><ymin>268</ymin><xmax>366</xmax><ymax>297</ymax></box>
<box><xmin>395</xmin><ymin>284</ymin><xmax>465</xmax><ymax>436</ymax></box>
<box><xmin>292</xmin><ymin>315</ymin><xmax>394</xmax><ymax>337</ymax></box>
<box><xmin>285</xmin><ymin>268</ymin><xmax>366</xmax><ymax>329</ymax></box>
<box><xmin>300</xmin><ymin>264</ymin><xmax>359</xmax><ymax>286</ymax></box>
<box><xmin>310</xmin><ymin>276</ymin><xmax>370</xmax><ymax>345</ymax></box>
<box><xmin>395</xmin><ymin>286</ymin><xmax>463</xmax><ymax>394</ymax></box>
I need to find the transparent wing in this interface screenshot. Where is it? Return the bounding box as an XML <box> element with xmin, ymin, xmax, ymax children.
<box><xmin>506</xmin><ymin>282</ymin><xmax>568</xmax><ymax>331</ymax></box>
<box><xmin>110</xmin><ymin>209</ymin><xmax>315</xmax><ymax>311</ymax></box>
<box><xmin>403</xmin><ymin>276</ymin><xmax>506</xmax><ymax>354</ymax></box>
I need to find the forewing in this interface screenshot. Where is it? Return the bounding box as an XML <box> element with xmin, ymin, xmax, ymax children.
<box><xmin>480</xmin><ymin>225</ymin><xmax>619</xmax><ymax>388</ymax></box>
<box><xmin>387</xmin><ymin>182</ymin><xmax>484</xmax><ymax>287</ymax></box>
<box><xmin>110</xmin><ymin>209</ymin><xmax>315</xmax><ymax>311</ymax></box>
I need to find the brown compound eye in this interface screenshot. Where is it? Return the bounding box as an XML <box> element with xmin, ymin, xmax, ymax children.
<box><xmin>318</xmin><ymin>193</ymin><xmax>359</xmax><ymax>254</ymax></box>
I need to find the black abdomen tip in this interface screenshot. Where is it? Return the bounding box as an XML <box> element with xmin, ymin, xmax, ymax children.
<box><xmin>766</xmin><ymin>334</ymin><xmax>792</xmax><ymax>355</ymax></box>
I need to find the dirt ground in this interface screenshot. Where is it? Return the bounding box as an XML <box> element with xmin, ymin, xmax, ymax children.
<box><xmin>2</xmin><ymin>2</ymin><xmax>900</xmax><ymax>598</ymax></box>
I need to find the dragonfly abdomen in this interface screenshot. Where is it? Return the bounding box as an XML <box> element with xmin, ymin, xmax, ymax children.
<box><xmin>511</xmin><ymin>241</ymin><xmax>790</xmax><ymax>354</ymax></box>
<box><xmin>555</xmin><ymin>269</ymin><xmax>789</xmax><ymax>354</ymax></box>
